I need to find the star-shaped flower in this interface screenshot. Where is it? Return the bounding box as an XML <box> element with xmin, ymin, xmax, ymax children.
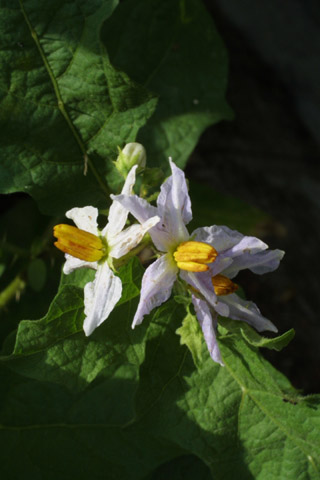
<box><xmin>113</xmin><ymin>160</ymin><xmax>284</xmax><ymax>365</ymax></box>
<box><xmin>53</xmin><ymin>166</ymin><xmax>159</xmax><ymax>336</ymax></box>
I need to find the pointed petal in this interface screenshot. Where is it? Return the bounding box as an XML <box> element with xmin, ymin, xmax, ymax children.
<box><xmin>181</xmin><ymin>270</ymin><xmax>229</xmax><ymax>317</ymax></box>
<box><xmin>223</xmin><ymin>249</ymin><xmax>285</xmax><ymax>278</ymax></box>
<box><xmin>192</xmin><ymin>295</ymin><xmax>224</xmax><ymax>366</ymax></box>
<box><xmin>156</xmin><ymin>158</ymin><xmax>190</xmax><ymax>243</ymax></box>
<box><xmin>109</xmin><ymin>216</ymin><xmax>160</xmax><ymax>259</ymax></box>
<box><xmin>111</xmin><ymin>194</ymin><xmax>172</xmax><ymax>251</ymax></box>
<box><xmin>110</xmin><ymin>193</ymin><xmax>158</xmax><ymax>223</ymax></box>
<box><xmin>194</xmin><ymin>225</ymin><xmax>283</xmax><ymax>278</ymax></box>
<box><xmin>83</xmin><ymin>262</ymin><xmax>122</xmax><ymax>336</ymax></box>
<box><xmin>63</xmin><ymin>254</ymin><xmax>98</xmax><ymax>275</ymax></box>
<box><xmin>66</xmin><ymin>206</ymin><xmax>99</xmax><ymax>235</ymax></box>
<box><xmin>221</xmin><ymin>293</ymin><xmax>278</xmax><ymax>333</ymax></box>
<box><xmin>103</xmin><ymin>166</ymin><xmax>138</xmax><ymax>238</ymax></box>
<box><xmin>132</xmin><ymin>254</ymin><xmax>178</xmax><ymax>328</ymax></box>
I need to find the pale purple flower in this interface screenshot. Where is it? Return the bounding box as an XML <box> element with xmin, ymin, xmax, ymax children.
<box><xmin>112</xmin><ymin>160</ymin><xmax>284</xmax><ymax>365</ymax></box>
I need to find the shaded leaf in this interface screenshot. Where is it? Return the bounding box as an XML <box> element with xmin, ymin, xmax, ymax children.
<box><xmin>0</xmin><ymin>0</ymin><xmax>157</xmax><ymax>214</ymax></box>
<box><xmin>102</xmin><ymin>0</ymin><xmax>232</xmax><ymax>171</ymax></box>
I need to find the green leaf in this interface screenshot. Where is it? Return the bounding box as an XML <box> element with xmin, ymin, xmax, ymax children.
<box><xmin>0</xmin><ymin>293</ymin><xmax>319</xmax><ymax>479</ymax></box>
<box><xmin>0</xmin><ymin>0</ymin><xmax>157</xmax><ymax>214</ymax></box>
<box><xmin>0</xmin><ymin>258</ymin><xmax>145</xmax><ymax>391</ymax></box>
<box><xmin>176</xmin><ymin>308</ymin><xmax>202</xmax><ymax>367</ymax></box>
<box><xmin>241</xmin><ymin>325</ymin><xmax>295</xmax><ymax>351</ymax></box>
<box><xmin>219</xmin><ymin>317</ymin><xmax>295</xmax><ymax>352</ymax></box>
<box><xmin>102</xmin><ymin>0</ymin><xmax>232</xmax><ymax>171</ymax></box>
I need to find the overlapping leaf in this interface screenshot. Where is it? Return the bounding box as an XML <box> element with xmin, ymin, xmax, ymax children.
<box><xmin>0</xmin><ymin>258</ymin><xmax>319</xmax><ymax>479</ymax></box>
<box><xmin>102</xmin><ymin>0</ymin><xmax>232</xmax><ymax>171</ymax></box>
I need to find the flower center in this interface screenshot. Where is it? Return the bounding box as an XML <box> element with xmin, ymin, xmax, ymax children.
<box><xmin>53</xmin><ymin>224</ymin><xmax>105</xmax><ymax>262</ymax></box>
<box><xmin>173</xmin><ymin>241</ymin><xmax>217</xmax><ymax>272</ymax></box>
<box><xmin>212</xmin><ymin>274</ymin><xmax>238</xmax><ymax>296</ymax></box>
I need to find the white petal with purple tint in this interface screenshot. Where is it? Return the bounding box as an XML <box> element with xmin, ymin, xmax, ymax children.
<box><xmin>221</xmin><ymin>293</ymin><xmax>278</xmax><ymax>333</ymax></box>
<box><xmin>192</xmin><ymin>295</ymin><xmax>224</xmax><ymax>366</ymax></box>
<box><xmin>132</xmin><ymin>254</ymin><xmax>178</xmax><ymax>328</ymax></box>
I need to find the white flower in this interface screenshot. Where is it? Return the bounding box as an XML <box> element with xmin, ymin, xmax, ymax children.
<box><xmin>112</xmin><ymin>160</ymin><xmax>284</xmax><ymax>365</ymax></box>
<box><xmin>54</xmin><ymin>166</ymin><xmax>159</xmax><ymax>336</ymax></box>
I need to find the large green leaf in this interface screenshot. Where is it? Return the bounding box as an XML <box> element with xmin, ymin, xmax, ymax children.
<box><xmin>102</xmin><ymin>0</ymin><xmax>233</xmax><ymax>171</ymax></box>
<box><xmin>0</xmin><ymin>0</ymin><xmax>157</xmax><ymax>214</ymax></box>
<box><xmin>0</xmin><ymin>259</ymin><xmax>319</xmax><ymax>479</ymax></box>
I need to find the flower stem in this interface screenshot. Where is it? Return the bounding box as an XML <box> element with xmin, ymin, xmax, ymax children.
<box><xmin>0</xmin><ymin>275</ymin><xmax>26</xmax><ymax>311</ymax></box>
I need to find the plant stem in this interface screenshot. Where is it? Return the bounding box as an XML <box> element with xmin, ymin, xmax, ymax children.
<box><xmin>0</xmin><ymin>275</ymin><xmax>26</xmax><ymax>311</ymax></box>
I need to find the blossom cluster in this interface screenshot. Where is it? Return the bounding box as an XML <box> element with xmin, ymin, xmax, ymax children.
<box><xmin>53</xmin><ymin>144</ymin><xmax>284</xmax><ymax>365</ymax></box>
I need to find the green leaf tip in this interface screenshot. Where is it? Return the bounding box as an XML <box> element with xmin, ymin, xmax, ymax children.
<box><xmin>219</xmin><ymin>317</ymin><xmax>295</xmax><ymax>352</ymax></box>
<box><xmin>241</xmin><ymin>325</ymin><xmax>295</xmax><ymax>351</ymax></box>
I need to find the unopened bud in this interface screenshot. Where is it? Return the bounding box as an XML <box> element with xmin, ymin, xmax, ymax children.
<box><xmin>115</xmin><ymin>143</ymin><xmax>146</xmax><ymax>178</ymax></box>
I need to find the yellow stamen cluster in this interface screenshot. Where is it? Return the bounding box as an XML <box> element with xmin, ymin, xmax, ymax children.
<box><xmin>173</xmin><ymin>241</ymin><xmax>217</xmax><ymax>272</ymax></box>
<box><xmin>212</xmin><ymin>274</ymin><xmax>238</xmax><ymax>296</ymax></box>
<box><xmin>53</xmin><ymin>224</ymin><xmax>104</xmax><ymax>262</ymax></box>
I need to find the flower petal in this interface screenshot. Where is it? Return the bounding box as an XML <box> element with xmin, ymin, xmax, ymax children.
<box><xmin>222</xmin><ymin>249</ymin><xmax>285</xmax><ymax>278</ymax></box>
<box><xmin>132</xmin><ymin>254</ymin><xmax>178</xmax><ymax>328</ymax></box>
<box><xmin>109</xmin><ymin>216</ymin><xmax>160</xmax><ymax>259</ymax></box>
<box><xmin>83</xmin><ymin>262</ymin><xmax>122</xmax><ymax>336</ymax></box>
<box><xmin>66</xmin><ymin>206</ymin><xmax>99</xmax><ymax>235</ymax></box>
<box><xmin>111</xmin><ymin>194</ymin><xmax>171</xmax><ymax>251</ymax></box>
<box><xmin>193</xmin><ymin>225</ymin><xmax>244</xmax><ymax>252</ymax></box>
<box><xmin>191</xmin><ymin>295</ymin><xmax>224</xmax><ymax>366</ymax></box>
<box><xmin>63</xmin><ymin>254</ymin><xmax>98</xmax><ymax>275</ymax></box>
<box><xmin>221</xmin><ymin>293</ymin><xmax>278</xmax><ymax>333</ymax></box>
<box><xmin>156</xmin><ymin>158</ymin><xmax>190</xmax><ymax>243</ymax></box>
<box><xmin>103</xmin><ymin>166</ymin><xmax>138</xmax><ymax>238</ymax></box>
<box><xmin>181</xmin><ymin>270</ymin><xmax>229</xmax><ymax>317</ymax></box>
<box><xmin>111</xmin><ymin>193</ymin><xmax>158</xmax><ymax>223</ymax></box>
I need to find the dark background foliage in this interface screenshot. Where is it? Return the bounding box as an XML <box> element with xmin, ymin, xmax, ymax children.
<box><xmin>189</xmin><ymin>0</ymin><xmax>320</xmax><ymax>393</ymax></box>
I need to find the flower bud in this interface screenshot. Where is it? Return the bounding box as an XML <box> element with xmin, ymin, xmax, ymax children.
<box><xmin>114</xmin><ymin>143</ymin><xmax>146</xmax><ymax>178</ymax></box>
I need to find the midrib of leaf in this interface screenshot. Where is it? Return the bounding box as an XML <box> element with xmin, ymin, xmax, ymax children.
<box><xmin>18</xmin><ymin>0</ymin><xmax>111</xmax><ymax>197</ymax></box>
<box><xmin>223</xmin><ymin>357</ymin><xmax>319</xmax><ymax>473</ymax></box>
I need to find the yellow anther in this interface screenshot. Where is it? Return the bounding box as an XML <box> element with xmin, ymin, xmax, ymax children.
<box><xmin>173</xmin><ymin>241</ymin><xmax>217</xmax><ymax>272</ymax></box>
<box><xmin>53</xmin><ymin>224</ymin><xmax>104</xmax><ymax>262</ymax></box>
<box><xmin>212</xmin><ymin>274</ymin><xmax>238</xmax><ymax>296</ymax></box>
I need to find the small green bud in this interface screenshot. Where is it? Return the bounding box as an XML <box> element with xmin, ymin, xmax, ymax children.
<box><xmin>114</xmin><ymin>143</ymin><xmax>146</xmax><ymax>178</ymax></box>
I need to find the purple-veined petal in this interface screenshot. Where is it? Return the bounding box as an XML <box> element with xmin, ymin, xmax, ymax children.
<box><xmin>132</xmin><ymin>254</ymin><xmax>178</xmax><ymax>328</ymax></box>
<box><xmin>221</xmin><ymin>293</ymin><xmax>278</xmax><ymax>333</ymax></box>
<box><xmin>156</xmin><ymin>158</ymin><xmax>190</xmax><ymax>244</ymax></box>
<box><xmin>111</xmin><ymin>194</ymin><xmax>172</xmax><ymax>251</ymax></box>
<box><xmin>83</xmin><ymin>262</ymin><xmax>122</xmax><ymax>336</ymax></box>
<box><xmin>222</xmin><ymin>249</ymin><xmax>285</xmax><ymax>279</ymax></box>
<box><xmin>63</xmin><ymin>254</ymin><xmax>98</xmax><ymax>275</ymax></box>
<box><xmin>192</xmin><ymin>295</ymin><xmax>224</xmax><ymax>366</ymax></box>
<box><xmin>66</xmin><ymin>206</ymin><xmax>99</xmax><ymax>235</ymax></box>
<box><xmin>181</xmin><ymin>271</ymin><xmax>229</xmax><ymax>317</ymax></box>
<box><xmin>109</xmin><ymin>216</ymin><xmax>160</xmax><ymax>259</ymax></box>
<box><xmin>103</xmin><ymin>166</ymin><xmax>137</xmax><ymax>238</ymax></box>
